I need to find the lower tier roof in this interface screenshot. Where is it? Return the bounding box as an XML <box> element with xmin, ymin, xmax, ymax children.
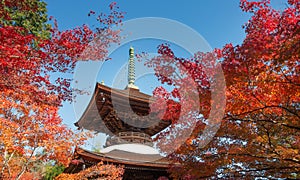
<box><xmin>73</xmin><ymin>147</ymin><xmax>170</xmax><ymax>168</ymax></box>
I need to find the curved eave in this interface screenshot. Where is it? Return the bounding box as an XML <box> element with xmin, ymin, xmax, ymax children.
<box><xmin>74</xmin><ymin>84</ymin><xmax>100</xmax><ymax>129</ymax></box>
<box><xmin>74</xmin><ymin>83</ymin><xmax>172</xmax><ymax>136</ymax></box>
<box><xmin>98</xmin><ymin>83</ymin><xmax>152</xmax><ymax>103</ymax></box>
<box><xmin>75</xmin><ymin>147</ymin><xmax>170</xmax><ymax>169</ymax></box>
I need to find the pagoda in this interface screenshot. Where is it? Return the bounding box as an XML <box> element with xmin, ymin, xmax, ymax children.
<box><xmin>65</xmin><ymin>47</ymin><xmax>174</xmax><ymax>180</ymax></box>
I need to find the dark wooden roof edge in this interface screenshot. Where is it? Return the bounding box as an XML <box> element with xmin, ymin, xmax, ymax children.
<box><xmin>75</xmin><ymin>147</ymin><xmax>171</xmax><ymax>168</ymax></box>
<box><xmin>97</xmin><ymin>82</ymin><xmax>153</xmax><ymax>103</ymax></box>
<box><xmin>74</xmin><ymin>82</ymin><xmax>174</xmax><ymax>135</ymax></box>
<box><xmin>74</xmin><ymin>82</ymin><xmax>156</xmax><ymax>128</ymax></box>
<box><xmin>74</xmin><ymin>84</ymin><xmax>99</xmax><ymax>128</ymax></box>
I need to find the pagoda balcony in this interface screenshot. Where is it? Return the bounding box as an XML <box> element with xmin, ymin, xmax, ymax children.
<box><xmin>106</xmin><ymin>131</ymin><xmax>153</xmax><ymax>147</ymax></box>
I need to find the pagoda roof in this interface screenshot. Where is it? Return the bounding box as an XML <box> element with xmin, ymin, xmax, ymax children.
<box><xmin>73</xmin><ymin>147</ymin><xmax>170</xmax><ymax>169</ymax></box>
<box><xmin>75</xmin><ymin>83</ymin><xmax>172</xmax><ymax>136</ymax></box>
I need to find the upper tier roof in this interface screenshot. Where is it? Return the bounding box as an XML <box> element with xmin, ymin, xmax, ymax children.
<box><xmin>75</xmin><ymin>83</ymin><xmax>172</xmax><ymax>136</ymax></box>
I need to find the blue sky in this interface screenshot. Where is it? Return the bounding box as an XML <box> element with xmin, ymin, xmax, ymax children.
<box><xmin>44</xmin><ymin>0</ymin><xmax>286</xmax><ymax>131</ymax></box>
<box><xmin>46</xmin><ymin>0</ymin><xmax>251</xmax><ymax>47</ymax></box>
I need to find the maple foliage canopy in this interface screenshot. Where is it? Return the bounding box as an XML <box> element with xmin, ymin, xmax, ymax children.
<box><xmin>147</xmin><ymin>0</ymin><xmax>299</xmax><ymax>179</ymax></box>
<box><xmin>0</xmin><ymin>0</ymin><xmax>124</xmax><ymax>179</ymax></box>
<box><xmin>55</xmin><ymin>162</ymin><xmax>124</xmax><ymax>180</ymax></box>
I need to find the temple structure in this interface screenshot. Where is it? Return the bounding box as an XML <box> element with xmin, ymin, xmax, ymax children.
<box><xmin>65</xmin><ymin>47</ymin><xmax>175</xmax><ymax>179</ymax></box>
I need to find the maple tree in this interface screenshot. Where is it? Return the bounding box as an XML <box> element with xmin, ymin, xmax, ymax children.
<box><xmin>0</xmin><ymin>0</ymin><xmax>51</xmax><ymax>39</ymax></box>
<box><xmin>146</xmin><ymin>0</ymin><xmax>299</xmax><ymax>179</ymax></box>
<box><xmin>0</xmin><ymin>0</ymin><xmax>124</xmax><ymax>179</ymax></box>
<box><xmin>55</xmin><ymin>162</ymin><xmax>124</xmax><ymax>180</ymax></box>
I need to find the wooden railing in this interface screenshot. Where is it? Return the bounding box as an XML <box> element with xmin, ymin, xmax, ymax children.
<box><xmin>106</xmin><ymin>132</ymin><xmax>153</xmax><ymax>146</ymax></box>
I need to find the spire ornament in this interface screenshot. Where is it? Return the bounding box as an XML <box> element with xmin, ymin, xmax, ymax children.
<box><xmin>126</xmin><ymin>46</ymin><xmax>139</xmax><ymax>89</ymax></box>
